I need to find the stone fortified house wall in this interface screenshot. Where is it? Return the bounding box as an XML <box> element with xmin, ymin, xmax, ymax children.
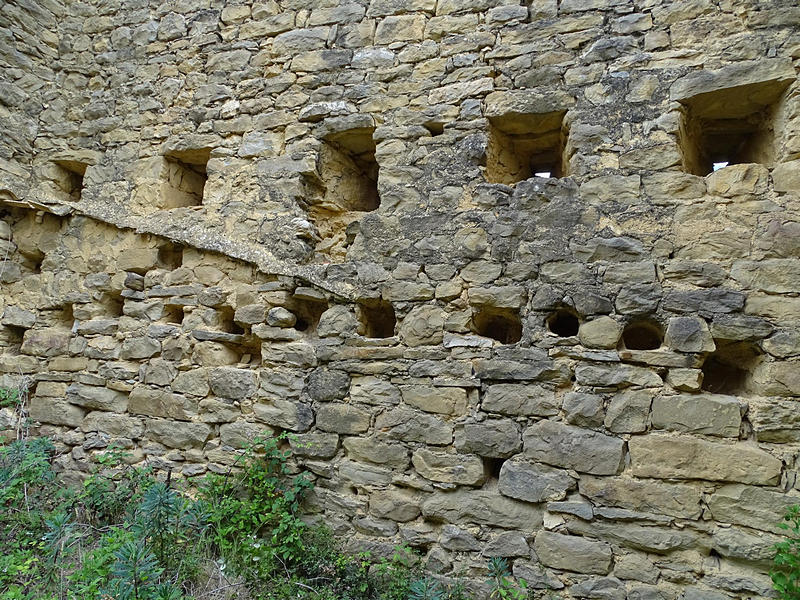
<box><xmin>2</xmin><ymin>0</ymin><xmax>800</xmax><ymax>597</ymax></box>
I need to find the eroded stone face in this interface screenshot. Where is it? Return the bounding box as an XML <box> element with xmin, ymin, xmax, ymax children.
<box><xmin>1</xmin><ymin>1</ymin><xmax>799</xmax><ymax>597</ymax></box>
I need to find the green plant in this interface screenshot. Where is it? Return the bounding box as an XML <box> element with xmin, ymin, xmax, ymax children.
<box><xmin>409</xmin><ymin>577</ymin><xmax>445</xmax><ymax>600</ymax></box>
<box><xmin>773</xmin><ymin>505</ymin><xmax>800</xmax><ymax>599</ymax></box>
<box><xmin>487</xmin><ymin>558</ymin><xmax>528</xmax><ymax>600</ymax></box>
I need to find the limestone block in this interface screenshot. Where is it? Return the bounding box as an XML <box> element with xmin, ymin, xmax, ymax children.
<box><xmin>142</xmin><ymin>358</ymin><xmax>177</xmax><ymax>387</ymax></box>
<box><xmin>709</xmin><ymin>314</ymin><xmax>773</xmax><ymax>342</ymax></box>
<box><xmin>750</xmin><ymin>399</ymin><xmax>800</xmax><ymax>442</ymax></box>
<box><xmin>751</xmin><ymin>361</ymin><xmax>800</xmax><ymax>396</ymax></box>
<box><xmin>127</xmin><ymin>385</ymin><xmax>198</xmax><ymax>421</ymax></box>
<box><xmin>578</xmin><ymin>475</ymin><xmax>703</xmax><ymax>519</ymax></box>
<box><xmin>29</xmin><ymin>397</ymin><xmax>85</xmax><ymax>427</ymax></box>
<box><xmin>664</xmin><ymin>317</ymin><xmax>715</xmax><ymax>353</ymax></box>
<box><xmin>198</xmin><ymin>398</ymin><xmax>240</xmax><ymax>423</ymax></box>
<box><xmin>575</xmin><ymin>363</ymin><xmax>662</xmax><ymax>388</ymax></box>
<box><xmin>120</xmin><ymin>337</ymin><xmax>160</xmax><ymax>360</ymax></box>
<box><xmin>219</xmin><ymin>421</ymin><xmax>272</xmax><ymax>448</ymax></box>
<box><xmin>651</xmin><ymin>394</ymin><xmax>741</xmax><ymax>437</ymax></box>
<box><xmin>82</xmin><ymin>411</ymin><xmax>144</xmax><ymax>439</ymax></box>
<box><xmin>146</xmin><ymin>419</ymin><xmax>211</xmax><ymax>449</ymax></box>
<box><xmin>171</xmin><ymin>369</ymin><xmax>210</xmax><ymax>397</ymax></box>
<box><xmin>375</xmin><ymin>408</ymin><xmax>453</xmax><ymax>445</ymax></box>
<box><xmin>117</xmin><ymin>248</ymin><xmax>159</xmax><ymax>274</ymax></box>
<box><xmin>412</xmin><ymin>449</ymin><xmax>486</xmax><ymax>485</ymax></box>
<box><xmin>66</xmin><ymin>383</ymin><xmax>127</xmax><ymax>413</ymax></box>
<box><xmin>763</xmin><ymin>329</ymin><xmax>800</xmax><ymax>357</ymax></box>
<box><xmin>731</xmin><ymin>259</ymin><xmax>800</xmax><ymax>294</ymax></box>
<box><xmin>523</xmin><ymin>420</ymin><xmax>624</xmax><ymax>475</ymax></box>
<box><xmin>483</xmin><ymin>531</ymin><xmax>530</xmax><ymax>558</ymax></box>
<box><xmin>498</xmin><ymin>459</ymin><xmax>574</xmax><ymax>503</ymax></box>
<box><xmin>20</xmin><ymin>328</ymin><xmax>71</xmax><ymax>357</ymax></box>
<box><xmin>261</xmin><ymin>341</ymin><xmax>317</xmax><ymax>368</ymax></box>
<box><xmin>440</xmin><ymin>525</ymin><xmax>480</xmax><ymax>552</ymax></box>
<box><xmin>455</xmin><ymin>419</ymin><xmax>521</xmax><ymax>458</ymax></box>
<box><xmin>1</xmin><ymin>305</ymin><xmax>35</xmax><ymax>328</ymax></box>
<box><xmin>467</xmin><ymin>286</ymin><xmax>526</xmax><ymax>308</ymax></box>
<box><xmin>663</xmin><ymin>289</ymin><xmax>745</xmax><ymax>314</ymax></box>
<box><xmin>707</xmin><ymin>164</ymin><xmax>769</xmax><ymax>197</ymax></box>
<box><xmin>484</xmin><ymin>89</ymin><xmax>574</xmax><ymax>123</ymax></box>
<box><xmin>422</xmin><ymin>489</ymin><xmax>543</xmax><ymax>529</ymax></box>
<box><xmin>339</xmin><ymin>461</ymin><xmax>392</xmax><ymax>487</ymax></box>
<box><xmin>401</xmin><ymin>385</ymin><xmax>467</xmax><ymax>415</ymax></box>
<box><xmin>563</xmin><ymin>392</ymin><xmax>604</xmax><ymax>427</ymax></box>
<box><xmin>712</xmin><ymin>525</ymin><xmax>781</xmax><ymax>563</ymax></box>
<box><xmin>615</xmin><ymin>283</ymin><xmax>661</xmax><ymax>315</ymax></box>
<box><xmin>534</xmin><ymin>531</ymin><xmax>612</xmax><ymax>575</ymax></box>
<box><xmin>370</xmin><ymin>487</ymin><xmax>422</xmax><ymax>522</ymax></box>
<box><xmin>209</xmin><ymin>367</ymin><xmax>257</xmax><ymax>400</ymax></box>
<box><xmin>375</xmin><ymin>14</ymin><xmax>425</xmax><ymax>43</ymax></box>
<box><xmin>579</xmin><ymin>316</ymin><xmax>622</xmax><ymax>349</ymax></box>
<box><xmin>305</xmin><ymin>368</ymin><xmax>351</xmax><ymax>402</ymax></box>
<box><xmin>708</xmin><ymin>484</ymin><xmax>800</xmax><ymax>534</ymax></box>
<box><xmin>317</xmin><ymin>305</ymin><xmax>358</xmax><ymax>337</ymax></box>
<box><xmin>253</xmin><ymin>399</ymin><xmax>313</xmax><ymax>432</ymax></box>
<box><xmin>773</xmin><ymin>159</ymin><xmax>800</xmax><ymax>193</ymax></box>
<box><xmin>398</xmin><ymin>305</ymin><xmax>444</xmax><ymax>347</ymax></box>
<box><xmin>666</xmin><ymin>368</ymin><xmax>703</xmax><ymax>392</ymax></box>
<box><xmin>266</xmin><ymin>307</ymin><xmax>297</xmax><ymax>328</ymax></box>
<box><xmin>629</xmin><ymin>434</ymin><xmax>781</xmax><ymax>485</ymax></box>
<box><xmin>482</xmin><ymin>383</ymin><xmax>559</xmax><ymax>417</ymax></box>
<box><xmin>288</xmin><ymin>432</ymin><xmax>339</xmax><ymax>458</ymax></box>
<box><xmin>316</xmin><ymin>403</ymin><xmax>371</xmax><ymax>434</ymax></box>
<box><xmin>428</xmin><ymin>78</ymin><xmax>493</xmax><ymax>105</ymax></box>
<box><xmin>234</xmin><ymin>304</ymin><xmax>266</xmax><ymax>325</ymax></box>
<box><xmin>349</xmin><ymin>376</ymin><xmax>400</xmax><ymax>405</ymax></box>
<box><xmin>613</xmin><ymin>552</ymin><xmax>659</xmax><ymax>585</ymax></box>
<box><xmin>343</xmin><ymin>436</ymin><xmax>409</xmax><ymax>468</ymax></box>
<box><xmin>670</xmin><ymin>58</ymin><xmax>795</xmax><ymax>104</ymax></box>
<box><xmin>460</xmin><ymin>261</ymin><xmax>502</xmax><ymax>284</ymax></box>
<box><xmin>660</xmin><ymin>260</ymin><xmax>725</xmax><ymax>287</ymax></box>
<box><xmin>604</xmin><ymin>389</ymin><xmax>653</xmax><ymax>433</ymax></box>
<box><xmin>567</xmin><ymin>518</ymin><xmax>702</xmax><ymax>554</ymax></box>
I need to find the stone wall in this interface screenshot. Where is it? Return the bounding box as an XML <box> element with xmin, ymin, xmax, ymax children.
<box><xmin>2</xmin><ymin>0</ymin><xmax>800</xmax><ymax>597</ymax></box>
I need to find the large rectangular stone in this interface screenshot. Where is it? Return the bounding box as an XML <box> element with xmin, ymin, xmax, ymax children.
<box><xmin>708</xmin><ymin>484</ymin><xmax>800</xmax><ymax>534</ymax></box>
<box><xmin>482</xmin><ymin>383</ymin><xmax>559</xmax><ymax>416</ymax></box>
<box><xmin>534</xmin><ymin>531</ymin><xmax>611</xmax><ymax>575</ymax></box>
<box><xmin>523</xmin><ymin>420</ymin><xmax>624</xmax><ymax>475</ymax></box>
<box><xmin>66</xmin><ymin>383</ymin><xmax>128</xmax><ymax>412</ymax></box>
<box><xmin>128</xmin><ymin>385</ymin><xmax>198</xmax><ymax>421</ymax></box>
<box><xmin>651</xmin><ymin>394</ymin><xmax>742</xmax><ymax>437</ymax></box>
<box><xmin>578</xmin><ymin>475</ymin><xmax>703</xmax><ymax>519</ymax></box>
<box><xmin>401</xmin><ymin>385</ymin><xmax>468</xmax><ymax>415</ymax></box>
<box><xmin>422</xmin><ymin>489</ymin><xmax>543</xmax><ymax>529</ymax></box>
<box><xmin>629</xmin><ymin>434</ymin><xmax>781</xmax><ymax>485</ymax></box>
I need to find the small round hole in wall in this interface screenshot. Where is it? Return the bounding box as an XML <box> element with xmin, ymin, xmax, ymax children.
<box><xmin>622</xmin><ymin>320</ymin><xmax>663</xmax><ymax>350</ymax></box>
<box><xmin>471</xmin><ymin>307</ymin><xmax>522</xmax><ymax>344</ymax></box>
<box><xmin>547</xmin><ymin>309</ymin><xmax>579</xmax><ymax>337</ymax></box>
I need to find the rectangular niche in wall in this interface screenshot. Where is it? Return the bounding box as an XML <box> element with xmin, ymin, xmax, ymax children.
<box><xmin>485</xmin><ymin>110</ymin><xmax>568</xmax><ymax>185</ymax></box>
<box><xmin>161</xmin><ymin>148</ymin><xmax>211</xmax><ymax>209</ymax></box>
<box><xmin>53</xmin><ymin>160</ymin><xmax>88</xmax><ymax>201</ymax></box>
<box><xmin>675</xmin><ymin>65</ymin><xmax>792</xmax><ymax>176</ymax></box>
<box><xmin>319</xmin><ymin>127</ymin><xmax>379</xmax><ymax>213</ymax></box>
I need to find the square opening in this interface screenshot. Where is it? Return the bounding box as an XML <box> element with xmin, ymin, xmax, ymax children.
<box><xmin>53</xmin><ymin>160</ymin><xmax>87</xmax><ymax>202</ymax></box>
<box><xmin>678</xmin><ymin>80</ymin><xmax>790</xmax><ymax>176</ymax></box>
<box><xmin>161</xmin><ymin>149</ymin><xmax>210</xmax><ymax>208</ymax></box>
<box><xmin>357</xmin><ymin>300</ymin><xmax>396</xmax><ymax>339</ymax></box>
<box><xmin>319</xmin><ymin>128</ymin><xmax>379</xmax><ymax>212</ymax></box>
<box><xmin>471</xmin><ymin>307</ymin><xmax>522</xmax><ymax>344</ymax></box>
<box><xmin>486</xmin><ymin>110</ymin><xmax>568</xmax><ymax>184</ymax></box>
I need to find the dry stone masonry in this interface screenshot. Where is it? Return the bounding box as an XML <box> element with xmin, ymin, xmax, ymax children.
<box><xmin>1</xmin><ymin>0</ymin><xmax>800</xmax><ymax>597</ymax></box>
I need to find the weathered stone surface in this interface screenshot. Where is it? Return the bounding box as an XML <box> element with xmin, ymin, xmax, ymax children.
<box><xmin>524</xmin><ymin>420</ymin><xmax>624</xmax><ymax>475</ymax></box>
<box><xmin>651</xmin><ymin>394</ymin><xmax>741</xmax><ymax>437</ymax></box>
<box><xmin>708</xmin><ymin>484</ymin><xmax>800</xmax><ymax>534</ymax></box>
<box><xmin>534</xmin><ymin>531</ymin><xmax>612</xmax><ymax>575</ymax></box>
<box><xmin>82</xmin><ymin>411</ymin><xmax>144</xmax><ymax>438</ymax></box>
<box><xmin>288</xmin><ymin>432</ymin><xmax>339</xmax><ymax>458</ymax></box>
<box><xmin>664</xmin><ymin>317</ymin><xmax>715</xmax><ymax>353</ymax></box>
<box><xmin>484</xmin><ymin>531</ymin><xmax>530</xmax><ymax>557</ymax></box>
<box><xmin>375</xmin><ymin>408</ymin><xmax>453</xmax><ymax>445</ymax></box>
<box><xmin>604</xmin><ymin>389</ymin><xmax>653</xmax><ymax>433</ymax></box>
<box><xmin>575</xmin><ymin>364</ymin><xmax>662</xmax><ymax>388</ymax></box>
<box><xmin>498</xmin><ymin>459</ymin><xmax>574</xmax><ymax>503</ymax></box>
<box><xmin>128</xmin><ymin>385</ymin><xmax>198</xmax><ymax>421</ymax></box>
<box><xmin>422</xmin><ymin>489</ymin><xmax>543</xmax><ymax>529</ymax></box>
<box><xmin>563</xmin><ymin>392</ymin><xmax>605</xmax><ymax>427</ymax></box>
<box><xmin>455</xmin><ymin>419</ymin><xmax>521</xmax><ymax>458</ymax></box>
<box><xmin>209</xmin><ymin>368</ymin><xmax>258</xmax><ymax>400</ymax></box>
<box><xmin>30</xmin><ymin>397</ymin><xmax>85</xmax><ymax>427</ymax></box>
<box><xmin>401</xmin><ymin>385</ymin><xmax>467</xmax><ymax>415</ymax></box>
<box><xmin>578</xmin><ymin>475</ymin><xmax>703</xmax><ymax>519</ymax></box>
<box><xmin>579</xmin><ymin>316</ymin><xmax>623</xmax><ymax>349</ymax></box>
<box><xmin>145</xmin><ymin>419</ymin><xmax>211</xmax><ymax>449</ymax></box>
<box><xmin>305</xmin><ymin>368</ymin><xmax>350</xmax><ymax>402</ymax></box>
<box><xmin>343</xmin><ymin>436</ymin><xmax>409</xmax><ymax>468</ymax></box>
<box><xmin>316</xmin><ymin>403</ymin><xmax>371</xmax><ymax>434</ymax></box>
<box><xmin>482</xmin><ymin>383</ymin><xmax>559</xmax><ymax>416</ymax></box>
<box><xmin>66</xmin><ymin>383</ymin><xmax>128</xmax><ymax>413</ymax></box>
<box><xmin>253</xmin><ymin>399</ymin><xmax>313</xmax><ymax>432</ymax></box>
<box><xmin>220</xmin><ymin>421</ymin><xmax>272</xmax><ymax>448</ymax></box>
<box><xmin>629</xmin><ymin>434</ymin><xmax>781</xmax><ymax>485</ymax></box>
<box><xmin>412</xmin><ymin>449</ymin><xmax>486</xmax><ymax>485</ymax></box>
<box><xmin>567</xmin><ymin>518</ymin><xmax>702</xmax><ymax>554</ymax></box>
<box><xmin>21</xmin><ymin>328</ymin><xmax>71</xmax><ymax>357</ymax></box>
<box><xmin>370</xmin><ymin>487</ymin><xmax>421</xmax><ymax>522</ymax></box>
<box><xmin>398</xmin><ymin>305</ymin><xmax>444</xmax><ymax>346</ymax></box>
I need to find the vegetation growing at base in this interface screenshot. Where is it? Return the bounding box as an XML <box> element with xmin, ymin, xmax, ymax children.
<box><xmin>773</xmin><ymin>505</ymin><xmax>800</xmax><ymax>600</ymax></box>
<box><xmin>0</xmin><ymin>388</ymin><xmax>530</xmax><ymax>600</ymax></box>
